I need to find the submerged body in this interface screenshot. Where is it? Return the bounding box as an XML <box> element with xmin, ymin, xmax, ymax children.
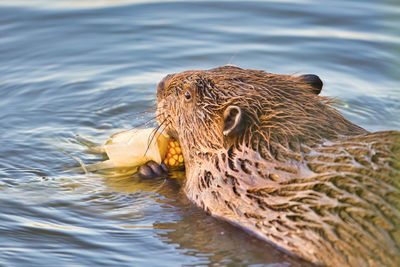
<box><xmin>155</xmin><ymin>65</ymin><xmax>400</xmax><ymax>266</ymax></box>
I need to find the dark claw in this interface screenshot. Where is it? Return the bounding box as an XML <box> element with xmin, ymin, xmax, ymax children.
<box><xmin>146</xmin><ymin>160</ymin><xmax>163</xmax><ymax>177</ymax></box>
<box><xmin>137</xmin><ymin>164</ymin><xmax>154</xmax><ymax>178</ymax></box>
<box><xmin>160</xmin><ymin>162</ymin><xmax>168</xmax><ymax>173</ymax></box>
<box><xmin>137</xmin><ymin>160</ymin><xmax>168</xmax><ymax>178</ymax></box>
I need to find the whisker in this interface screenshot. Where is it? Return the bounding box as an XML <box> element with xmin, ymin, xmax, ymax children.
<box><xmin>143</xmin><ymin>126</ymin><xmax>166</xmax><ymax>158</ymax></box>
<box><xmin>136</xmin><ymin>108</ymin><xmax>157</xmax><ymax>114</ymax></box>
<box><xmin>117</xmin><ymin>108</ymin><xmax>157</xmax><ymax>121</ymax></box>
<box><xmin>120</xmin><ymin>108</ymin><xmax>167</xmax><ymax>128</ymax></box>
<box><xmin>148</xmin><ymin>116</ymin><xmax>169</xmax><ymax>145</ymax></box>
<box><xmin>143</xmin><ymin>117</ymin><xmax>170</xmax><ymax>157</ymax></box>
<box><xmin>131</xmin><ymin>116</ymin><xmax>158</xmax><ymax>129</ymax></box>
<box><xmin>227</xmin><ymin>52</ymin><xmax>238</xmax><ymax>65</ymax></box>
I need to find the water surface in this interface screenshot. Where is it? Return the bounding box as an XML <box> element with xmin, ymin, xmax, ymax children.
<box><xmin>0</xmin><ymin>0</ymin><xmax>399</xmax><ymax>266</ymax></box>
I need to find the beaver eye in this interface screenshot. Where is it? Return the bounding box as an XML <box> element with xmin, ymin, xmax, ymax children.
<box><xmin>184</xmin><ymin>90</ymin><xmax>191</xmax><ymax>101</ymax></box>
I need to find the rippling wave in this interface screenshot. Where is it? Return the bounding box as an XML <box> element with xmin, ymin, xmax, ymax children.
<box><xmin>0</xmin><ymin>0</ymin><xmax>399</xmax><ymax>266</ymax></box>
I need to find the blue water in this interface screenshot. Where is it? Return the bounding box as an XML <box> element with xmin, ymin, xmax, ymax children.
<box><xmin>0</xmin><ymin>0</ymin><xmax>399</xmax><ymax>266</ymax></box>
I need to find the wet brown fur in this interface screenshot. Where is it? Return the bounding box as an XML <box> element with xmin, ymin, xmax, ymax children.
<box><xmin>156</xmin><ymin>65</ymin><xmax>400</xmax><ymax>266</ymax></box>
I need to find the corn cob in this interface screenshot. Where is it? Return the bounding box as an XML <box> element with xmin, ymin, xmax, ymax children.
<box><xmin>164</xmin><ymin>140</ymin><xmax>184</xmax><ymax>167</ymax></box>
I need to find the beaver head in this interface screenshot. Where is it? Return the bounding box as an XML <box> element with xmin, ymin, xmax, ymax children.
<box><xmin>156</xmin><ymin>65</ymin><xmax>400</xmax><ymax>266</ymax></box>
<box><xmin>157</xmin><ymin>65</ymin><xmax>365</xmax><ymax>165</ymax></box>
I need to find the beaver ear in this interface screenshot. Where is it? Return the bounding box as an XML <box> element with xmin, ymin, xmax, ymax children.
<box><xmin>223</xmin><ymin>105</ymin><xmax>243</xmax><ymax>136</ymax></box>
<box><xmin>299</xmin><ymin>74</ymin><xmax>323</xmax><ymax>95</ymax></box>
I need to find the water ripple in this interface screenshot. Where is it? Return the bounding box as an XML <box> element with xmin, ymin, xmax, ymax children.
<box><xmin>0</xmin><ymin>0</ymin><xmax>399</xmax><ymax>266</ymax></box>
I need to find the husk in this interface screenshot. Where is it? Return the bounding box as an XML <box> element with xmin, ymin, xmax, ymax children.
<box><xmin>86</xmin><ymin>128</ymin><xmax>170</xmax><ymax>171</ymax></box>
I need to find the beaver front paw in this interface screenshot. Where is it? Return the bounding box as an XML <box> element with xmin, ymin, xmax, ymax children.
<box><xmin>137</xmin><ymin>160</ymin><xmax>168</xmax><ymax>178</ymax></box>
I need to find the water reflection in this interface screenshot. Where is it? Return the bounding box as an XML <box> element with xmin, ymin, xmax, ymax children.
<box><xmin>0</xmin><ymin>0</ymin><xmax>399</xmax><ymax>265</ymax></box>
<box><xmin>98</xmin><ymin>167</ymin><xmax>311</xmax><ymax>266</ymax></box>
<box><xmin>153</xmin><ymin>200</ymin><xmax>312</xmax><ymax>266</ymax></box>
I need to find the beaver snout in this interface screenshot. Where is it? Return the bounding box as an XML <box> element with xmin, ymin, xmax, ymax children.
<box><xmin>156</xmin><ymin>74</ymin><xmax>175</xmax><ymax>99</ymax></box>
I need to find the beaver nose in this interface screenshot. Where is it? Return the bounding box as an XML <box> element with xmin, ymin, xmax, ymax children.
<box><xmin>157</xmin><ymin>74</ymin><xmax>174</xmax><ymax>98</ymax></box>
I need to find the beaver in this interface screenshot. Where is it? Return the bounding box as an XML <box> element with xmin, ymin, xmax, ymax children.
<box><xmin>144</xmin><ymin>65</ymin><xmax>400</xmax><ymax>266</ymax></box>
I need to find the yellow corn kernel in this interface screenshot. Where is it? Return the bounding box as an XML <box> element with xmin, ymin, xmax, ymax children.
<box><xmin>164</xmin><ymin>138</ymin><xmax>184</xmax><ymax>167</ymax></box>
<box><xmin>168</xmin><ymin>158</ymin><xmax>176</xmax><ymax>166</ymax></box>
